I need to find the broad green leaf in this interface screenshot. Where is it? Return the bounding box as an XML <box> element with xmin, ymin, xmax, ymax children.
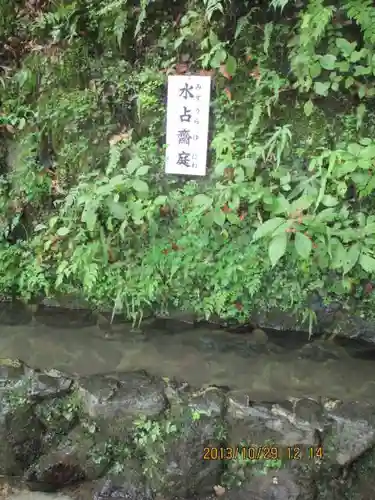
<box><xmin>109</xmin><ymin>174</ymin><xmax>125</xmax><ymax>187</ymax></box>
<box><xmin>343</xmin><ymin>243</ymin><xmax>360</xmax><ymax>274</ymax></box>
<box><xmin>359</xmin><ymin>253</ymin><xmax>375</xmax><ymax>273</ymax></box>
<box><xmin>348</xmin><ymin>142</ymin><xmax>362</xmax><ymax>156</ymax></box>
<box><xmin>234</xmin><ymin>167</ymin><xmax>245</xmax><ymax>183</ymax></box>
<box><xmin>314</xmin><ymin>81</ymin><xmax>330</xmax><ymax>96</ymax></box>
<box><xmin>321</xmin><ymin>195</ymin><xmax>338</xmax><ymax>207</ymax></box>
<box><xmin>319</xmin><ymin>54</ymin><xmax>336</xmax><ymax>70</ymax></box>
<box><xmin>193</xmin><ymin>194</ymin><xmax>213</xmax><ymax>208</ymax></box>
<box><xmin>290</xmin><ymin>196</ymin><xmax>314</xmax><ymax>212</ymax></box>
<box><xmin>304</xmin><ymin>100</ymin><xmax>314</xmax><ymax>117</ymax></box>
<box><xmin>56</xmin><ymin>227</ymin><xmax>70</xmax><ymax>236</ymax></box>
<box><xmin>345</xmin><ymin>76</ymin><xmax>354</xmax><ymax>89</ymax></box>
<box><xmin>81</xmin><ymin>208</ymin><xmax>97</xmax><ymax>232</ymax></box>
<box><xmin>331</xmin><ymin>238</ymin><xmax>346</xmax><ymax>269</ymax></box>
<box><xmin>227</xmin><ymin>212</ymin><xmax>240</xmax><ymax>225</ymax></box>
<box><xmin>336</xmin><ymin>61</ymin><xmax>350</xmax><ymax>72</ymax></box>
<box><xmin>213</xmin><ymin>209</ymin><xmax>226</xmax><ymax>227</ymax></box>
<box><xmin>107</xmin><ymin>201</ymin><xmax>127</xmax><ymax>220</ymax></box>
<box><xmin>211</xmin><ymin>49</ymin><xmax>227</xmax><ymax>68</ymax></box>
<box><xmin>309</xmin><ymin>62</ymin><xmax>322</xmax><ymax>78</ymax></box>
<box><xmin>225</xmin><ymin>55</ymin><xmax>237</xmax><ymax>76</ymax></box>
<box><xmin>154</xmin><ymin>195</ymin><xmax>167</xmax><ymax>205</ymax></box>
<box><xmin>273</xmin><ymin>194</ymin><xmax>290</xmax><ymax>214</ymax></box>
<box><xmin>136</xmin><ymin>165</ymin><xmax>150</xmax><ymax>176</ymax></box>
<box><xmin>351</xmin><ymin>50</ymin><xmax>367</xmax><ymax>63</ymax></box>
<box><xmin>202</xmin><ymin>211</ymin><xmax>214</xmax><ymax>228</ymax></box>
<box><xmin>268</xmin><ymin>233</ymin><xmax>287</xmax><ymax>267</ymax></box>
<box><xmin>295</xmin><ymin>232</ymin><xmax>312</xmax><ymax>259</ymax></box>
<box><xmin>358</xmin><ymin>85</ymin><xmax>366</xmax><ymax>99</ymax></box>
<box><xmin>127</xmin><ymin>158</ymin><xmax>142</xmax><ymax>174</ymax></box>
<box><xmin>132</xmin><ymin>179</ymin><xmax>149</xmax><ymax>193</ymax></box>
<box><xmin>314</xmin><ymin>208</ymin><xmax>336</xmax><ymax>222</ymax></box>
<box><xmin>252</xmin><ymin>217</ymin><xmax>285</xmax><ymax>241</ymax></box>
<box><xmin>336</xmin><ymin>38</ymin><xmax>356</xmax><ymax>56</ymax></box>
<box><xmin>271</xmin><ymin>220</ymin><xmax>294</xmax><ymax>236</ymax></box>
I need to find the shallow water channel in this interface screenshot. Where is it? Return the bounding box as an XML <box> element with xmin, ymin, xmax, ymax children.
<box><xmin>2</xmin><ymin>301</ymin><xmax>375</xmax><ymax>500</ymax></box>
<box><xmin>1</xmin><ymin>302</ymin><xmax>375</xmax><ymax>403</ymax></box>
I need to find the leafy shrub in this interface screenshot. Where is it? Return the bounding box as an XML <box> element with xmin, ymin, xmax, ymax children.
<box><xmin>1</xmin><ymin>0</ymin><xmax>375</xmax><ymax>327</ymax></box>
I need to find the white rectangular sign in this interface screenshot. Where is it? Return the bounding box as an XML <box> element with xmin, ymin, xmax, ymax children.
<box><xmin>165</xmin><ymin>75</ymin><xmax>211</xmax><ymax>176</ymax></box>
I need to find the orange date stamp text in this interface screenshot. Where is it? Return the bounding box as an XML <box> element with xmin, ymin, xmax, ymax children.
<box><xmin>203</xmin><ymin>445</ymin><xmax>324</xmax><ymax>461</ymax></box>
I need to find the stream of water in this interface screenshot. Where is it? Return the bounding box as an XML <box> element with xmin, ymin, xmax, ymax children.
<box><xmin>2</xmin><ymin>302</ymin><xmax>375</xmax><ymax>499</ymax></box>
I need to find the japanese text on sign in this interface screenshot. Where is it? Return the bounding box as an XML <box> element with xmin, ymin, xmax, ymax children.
<box><xmin>165</xmin><ymin>75</ymin><xmax>211</xmax><ymax>176</ymax></box>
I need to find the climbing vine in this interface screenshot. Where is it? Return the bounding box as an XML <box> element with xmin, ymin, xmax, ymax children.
<box><xmin>1</xmin><ymin>0</ymin><xmax>375</xmax><ymax>326</ymax></box>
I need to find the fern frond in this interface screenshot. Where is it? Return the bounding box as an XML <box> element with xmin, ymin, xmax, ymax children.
<box><xmin>343</xmin><ymin>0</ymin><xmax>375</xmax><ymax>44</ymax></box>
<box><xmin>298</xmin><ymin>0</ymin><xmax>335</xmax><ymax>48</ymax></box>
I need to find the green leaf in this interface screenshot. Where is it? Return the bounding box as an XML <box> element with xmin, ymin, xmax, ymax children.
<box><xmin>268</xmin><ymin>233</ymin><xmax>287</xmax><ymax>267</ymax></box>
<box><xmin>345</xmin><ymin>76</ymin><xmax>354</xmax><ymax>89</ymax></box>
<box><xmin>343</xmin><ymin>243</ymin><xmax>360</xmax><ymax>274</ymax></box>
<box><xmin>290</xmin><ymin>196</ymin><xmax>314</xmax><ymax>212</ymax></box>
<box><xmin>358</xmin><ymin>85</ymin><xmax>367</xmax><ymax>99</ymax></box>
<box><xmin>336</xmin><ymin>38</ymin><xmax>356</xmax><ymax>57</ymax></box>
<box><xmin>213</xmin><ymin>209</ymin><xmax>226</xmax><ymax>227</ymax></box>
<box><xmin>132</xmin><ymin>179</ymin><xmax>149</xmax><ymax>193</ymax></box>
<box><xmin>309</xmin><ymin>62</ymin><xmax>322</xmax><ymax>78</ymax></box>
<box><xmin>359</xmin><ymin>253</ymin><xmax>375</xmax><ymax>273</ymax></box>
<box><xmin>154</xmin><ymin>195</ymin><xmax>168</xmax><ymax>205</ymax></box>
<box><xmin>211</xmin><ymin>49</ymin><xmax>227</xmax><ymax>68</ymax></box>
<box><xmin>193</xmin><ymin>194</ymin><xmax>213</xmax><ymax>208</ymax></box>
<box><xmin>304</xmin><ymin>100</ymin><xmax>314</xmax><ymax>117</ymax></box>
<box><xmin>252</xmin><ymin>217</ymin><xmax>285</xmax><ymax>241</ymax></box>
<box><xmin>234</xmin><ymin>15</ymin><xmax>249</xmax><ymax>39</ymax></box>
<box><xmin>331</xmin><ymin>238</ymin><xmax>346</xmax><ymax>269</ymax></box>
<box><xmin>81</xmin><ymin>208</ymin><xmax>97</xmax><ymax>232</ymax></box>
<box><xmin>336</xmin><ymin>61</ymin><xmax>350</xmax><ymax>72</ymax></box>
<box><xmin>294</xmin><ymin>232</ymin><xmax>312</xmax><ymax>259</ymax></box>
<box><xmin>18</xmin><ymin>117</ymin><xmax>26</xmax><ymax>130</ymax></box>
<box><xmin>350</xmin><ymin>50</ymin><xmax>367</xmax><ymax>63</ymax></box>
<box><xmin>234</xmin><ymin>167</ymin><xmax>245</xmax><ymax>183</ymax></box>
<box><xmin>314</xmin><ymin>81</ymin><xmax>330</xmax><ymax>96</ymax></box>
<box><xmin>127</xmin><ymin>158</ymin><xmax>142</xmax><ymax>174</ymax></box>
<box><xmin>56</xmin><ymin>227</ymin><xmax>70</xmax><ymax>237</ymax></box>
<box><xmin>319</xmin><ymin>54</ymin><xmax>336</xmax><ymax>70</ymax></box>
<box><xmin>107</xmin><ymin>201</ymin><xmax>127</xmax><ymax>220</ymax></box>
<box><xmin>225</xmin><ymin>55</ymin><xmax>237</xmax><ymax>76</ymax></box>
<box><xmin>321</xmin><ymin>195</ymin><xmax>339</xmax><ymax>207</ymax></box>
<box><xmin>136</xmin><ymin>165</ymin><xmax>150</xmax><ymax>176</ymax></box>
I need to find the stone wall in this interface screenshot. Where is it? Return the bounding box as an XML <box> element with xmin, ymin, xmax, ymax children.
<box><xmin>2</xmin><ymin>358</ymin><xmax>375</xmax><ymax>499</ymax></box>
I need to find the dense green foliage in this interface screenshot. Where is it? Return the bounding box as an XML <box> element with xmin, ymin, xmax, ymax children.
<box><xmin>1</xmin><ymin>0</ymin><xmax>375</xmax><ymax>326</ymax></box>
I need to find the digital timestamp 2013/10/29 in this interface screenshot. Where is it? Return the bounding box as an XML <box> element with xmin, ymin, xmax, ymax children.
<box><xmin>202</xmin><ymin>446</ymin><xmax>324</xmax><ymax>461</ymax></box>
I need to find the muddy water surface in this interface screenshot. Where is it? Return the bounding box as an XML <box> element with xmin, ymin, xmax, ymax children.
<box><xmin>0</xmin><ymin>303</ymin><xmax>375</xmax><ymax>404</ymax></box>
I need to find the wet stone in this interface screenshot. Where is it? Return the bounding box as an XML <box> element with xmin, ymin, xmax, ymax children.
<box><xmin>187</xmin><ymin>387</ymin><xmax>225</xmax><ymax>418</ymax></box>
<box><xmin>25</xmin><ymin>425</ymin><xmax>111</xmax><ymax>491</ymax></box>
<box><xmin>94</xmin><ymin>466</ymin><xmax>154</xmax><ymax>500</ymax></box>
<box><xmin>0</xmin><ymin>405</ymin><xmax>45</xmax><ymax>475</ymax></box>
<box><xmin>77</xmin><ymin>372</ymin><xmax>167</xmax><ymax>420</ymax></box>
<box><xmin>323</xmin><ymin>400</ymin><xmax>375</xmax><ymax>466</ymax></box>
<box><xmin>144</xmin><ymin>412</ymin><xmax>223</xmax><ymax>498</ymax></box>
<box><xmin>293</xmin><ymin>398</ymin><xmax>326</xmax><ymax>432</ymax></box>
<box><xmin>0</xmin><ymin>359</ymin><xmax>73</xmax><ymax>401</ymax></box>
<box><xmin>225</xmin><ymin>466</ymin><xmax>316</xmax><ymax>500</ymax></box>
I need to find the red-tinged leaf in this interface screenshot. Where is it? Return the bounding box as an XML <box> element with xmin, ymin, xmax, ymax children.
<box><xmin>219</xmin><ymin>64</ymin><xmax>231</xmax><ymax>80</ymax></box>
<box><xmin>224</xmin><ymin>87</ymin><xmax>232</xmax><ymax>99</ymax></box>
